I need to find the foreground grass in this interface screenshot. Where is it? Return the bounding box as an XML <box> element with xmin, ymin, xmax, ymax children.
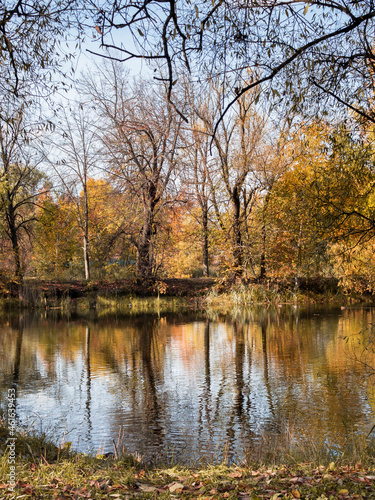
<box><xmin>2</xmin><ymin>424</ymin><xmax>375</xmax><ymax>499</ymax></box>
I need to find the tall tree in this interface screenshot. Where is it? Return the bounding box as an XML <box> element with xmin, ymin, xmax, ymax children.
<box><xmin>42</xmin><ymin>104</ymin><xmax>100</xmax><ymax>280</ymax></box>
<box><xmin>0</xmin><ymin>104</ymin><xmax>45</xmax><ymax>281</ymax></box>
<box><xmin>85</xmin><ymin>64</ymin><xmax>183</xmax><ymax>279</ymax></box>
<box><xmin>192</xmin><ymin>79</ymin><xmax>266</xmax><ymax>277</ymax></box>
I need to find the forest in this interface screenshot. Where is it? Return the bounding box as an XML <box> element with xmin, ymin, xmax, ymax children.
<box><xmin>2</xmin><ymin>0</ymin><xmax>375</xmax><ymax>297</ymax></box>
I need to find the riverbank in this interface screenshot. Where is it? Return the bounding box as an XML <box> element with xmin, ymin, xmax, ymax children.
<box><xmin>1</xmin><ymin>422</ymin><xmax>375</xmax><ymax>499</ymax></box>
<box><xmin>1</xmin><ymin>276</ymin><xmax>373</xmax><ymax>312</ymax></box>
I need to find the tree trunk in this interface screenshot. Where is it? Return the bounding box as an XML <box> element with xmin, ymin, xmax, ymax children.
<box><xmin>295</xmin><ymin>220</ymin><xmax>303</xmax><ymax>290</ymax></box>
<box><xmin>83</xmin><ymin>185</ymin><xmax>90</xmax><ymax>281</ymax></box>
<box><xmin>202</xmin><ymin>210</ymin><xmax>209</xmax><ymax>277</ymax></box>
<box><xmin>83</xmin><ymin>235</ymin><xmax>90</xmax><ymax>281</ymax></box>
<box><xmin>137</xmin><ymin>184</ymin><xmax>157</xmax><ymax>279</ymax></box>
<box><xmin>232</xmin><ymin>189</ymin><xmax>243</xmax><ymax>276</ymax></box>
<box><xmin>137</xmin><ymin>217</ymin><xmax>153</xmax><ymax>278</ymax></box>
<box><xmin>259</xmin><ymin>223</ymin><xmax>266</xmax><ymax>281</ymax></box>
<box><xmin>259</xmin><ymin>192</ymin><xmax>270</xmax><ymax>281</ymax></box>
<box><xmin>7</xmin><ymin>201</ymin><xmax>23</xmax><ymax>282</ymax></box>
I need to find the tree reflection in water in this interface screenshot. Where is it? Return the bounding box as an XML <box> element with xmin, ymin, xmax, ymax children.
<box><xmin>0</xmin><ymin>307</ymin><xmax>374</xmax><ymax>462</ymax></box>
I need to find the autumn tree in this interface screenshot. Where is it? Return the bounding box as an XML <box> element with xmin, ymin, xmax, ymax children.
<box><xmin>32</xmin><ymin>193</ymin><xmax>79</xmax><ymax>278</ymax></box>
<box><xmin>33</xmin><ymin>179</ymin><xmax>134</xmax><ymax>279</ymax></box>
<box><xmin>179</xmin><ymin>82</ymin><xmax>216</xmax><ymax>277</ymax></box>
<box><xmin>0</xmin><ymin>103</ymin><xmax>46</xmax><ymax>282</ymax></box>
<box><xmin>84</xmin><ymin>178</ymin><xmax>135</xmax><ymax>277</ymax></box>
<box><xmin>301</xmin><ymin>123</ymin><xmax>375</xmax><ymax>290</ymax></box>
<box><xmin>85</xmin><ymin>64</ymin><xmax>183</xmax><ymax>279</ymax></box>
<box><xmin>255</xmin><ymin>121</ymin><xmax>304</xmax><ymax>281</ymax></box>
<box><xmin>262</xmin><ymin>121</ymin><xmax>375</xmax><ymax>284</ymax></box>
<box><xmin>191</xmin><ymin>79</ymin><xmax>266</xmax><ymax>277</ymax></box>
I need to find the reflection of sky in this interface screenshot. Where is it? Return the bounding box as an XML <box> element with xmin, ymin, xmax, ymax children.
<box><xmin>1</xmin><ymin>309</ymin><xmax>375</xmax><ymax>463</ymax></box>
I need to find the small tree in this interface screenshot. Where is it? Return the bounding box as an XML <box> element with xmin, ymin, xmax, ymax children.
<box><xmin>43</xmin><ymin>104</ymin><xmax>100</xmax><ymax>280</ymax></box>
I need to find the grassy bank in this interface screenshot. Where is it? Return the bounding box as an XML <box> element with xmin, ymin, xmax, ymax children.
<box><xmin>2</xmin><ymin>423</ymin><xmax>375</xmax><ymax>498</ymax></box>
<box><xmin>1</xmin><ymin>277</ymin><xmax>374</xmax><ymax>313</ymax></box>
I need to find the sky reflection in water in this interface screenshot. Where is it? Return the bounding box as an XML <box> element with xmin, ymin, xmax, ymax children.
<box><xmin>1</xmin><ymin>306</ymin><xmax>375</xmax><ymax>463</ymax></box>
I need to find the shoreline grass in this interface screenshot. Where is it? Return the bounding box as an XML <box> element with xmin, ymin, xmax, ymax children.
<box><xmin>1</xmin><ymin>277</ymin><xmax>374</xmax><ymax>314</ymax></box>
<box><xmin>2</xmin><ymin>422</ymin><xmax>375</xmax><ymax>498</ymax></box>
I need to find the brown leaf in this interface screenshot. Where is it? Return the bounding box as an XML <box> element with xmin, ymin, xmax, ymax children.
<box><xmin>108</xmin><ymin>484</ymin><xmax>127</xmax><ymax>491</ymax></box>
<box><xmin>138</xmin><ymin>484</ymin><xmax>158</xmax><ymax>492</ymax></box>
<box><xmin>228</xmin><ymin>471</ymin><xmax>243</xmax><ymax>478</ymax></box>
<box><xmin>169</xmin><ymin>482</ymin><xmax>185</xmax><ymax>493</ymax></box>
<box><xmin>253</xmin><ymin>475</ymin><xmax>266</xmax><ymax>483</ymax></box>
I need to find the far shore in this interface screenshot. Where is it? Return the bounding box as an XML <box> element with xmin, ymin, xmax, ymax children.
<box><xmin>1</xmin><ymin>276</ymin><xmax>374</xmax><ymax>312</ymax></box>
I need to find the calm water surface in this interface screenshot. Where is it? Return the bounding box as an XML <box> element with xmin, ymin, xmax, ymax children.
<box><xmin>1</xmin><ymin>305</ymin><xmax>375</xmax><ymax>463</ymax></box>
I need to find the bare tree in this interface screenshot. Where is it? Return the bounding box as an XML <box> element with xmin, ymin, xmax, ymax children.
<box><xmin>192</xmin><ymin>79</ymin><xmax>266</xmax><ymax>277</ymax></box>
<box><xmin>185</xmin><ymin>121</ymin><xmax>213</xmax><ymax>277</ymax></box>
<box><xmin>84</xmin><ymin>64</ymin><xmax>183</xmax><ymax>279</ymax></box>
<box><xmin>42</xmin><ymin>104</ymin><xmax>100</xmax><ymax>280</ymax></box>
<box><xmin>88</xmin><ymin>0</ymin><xmax>375</xmax><ymax>126</ymax></box>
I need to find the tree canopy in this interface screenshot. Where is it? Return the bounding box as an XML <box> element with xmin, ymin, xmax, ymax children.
<box><xmin>88</xmin><ymin>0</ymin><xmax>375</xmax><ymax>124</ymax></box>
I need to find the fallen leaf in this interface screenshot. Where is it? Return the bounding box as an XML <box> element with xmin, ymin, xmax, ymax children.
<box><xmin>108</xmin><ymin>484</ymin><xmax>127</xmax><ymax>491</ymax></box>
<box><xmin>253</xmin><ymin>475</ymin><xmax>266</xmax><ymax>483</ymax></box>
<box><xmin>323</xmin><ymin>474</ymin><xmax>333</xmax><ymax>480</ymax></box>
<box><xmin>169</xmin><ymin>482</ymin><xmax>185</xmax><ymax>493</ymax></box>
<box><xmin>338</xmin><ymin>489</ymin><xmax>349</xmax><ymax>495</ymax></box>
<box><xmin>270</xmin><ymin>495</ymin><xmax>281</xmax><ymax>500</ymax></box>
<box><xmin>137</xmin><ymin>484</ymin><xmax>157</xmax><ymax>493</ymax></box>
<box><xmin>228</xmin><ymin>471</ymin><xmax>243</xmax><ymax>478</ymax></box>
<box><xmin>291</xmin><ymin>490</ymin><xmax>300</xmax><ymax>499</ymax></box>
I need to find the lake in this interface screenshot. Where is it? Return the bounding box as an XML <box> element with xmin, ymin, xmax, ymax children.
<box><xmin>1</xmin><ymin>305</ymin><xmax>375</xmax><ymax>464</ymax></box>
